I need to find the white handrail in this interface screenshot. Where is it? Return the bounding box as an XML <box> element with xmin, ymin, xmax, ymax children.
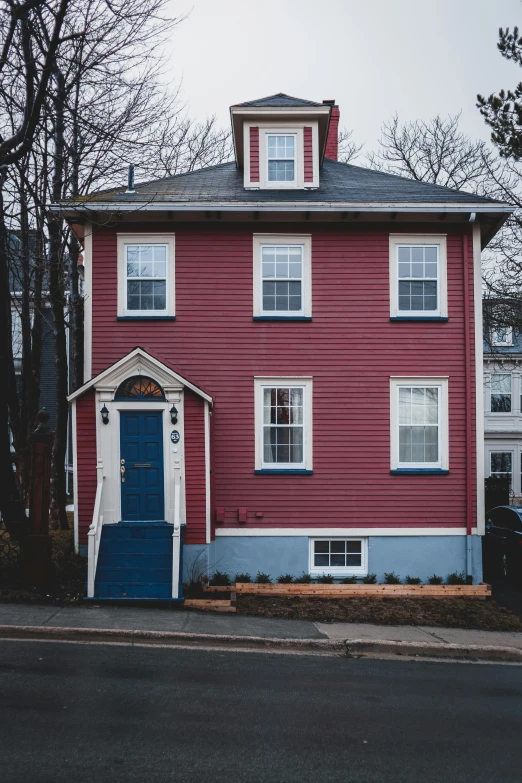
<box><xmin>172</xmin><ymin>451</ymin><xmax>182</xmax><ymax>598</ymax></box>
<box><xmin>87</xmin><ymin>460</ymin><xmax>104</xmax><ymax>598</ymax></box>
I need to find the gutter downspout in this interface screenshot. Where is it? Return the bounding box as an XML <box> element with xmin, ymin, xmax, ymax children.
<box><xmin>463</xmin><ymin>223</ymin><xmax>474</xmax><ymax>582</ymax></box>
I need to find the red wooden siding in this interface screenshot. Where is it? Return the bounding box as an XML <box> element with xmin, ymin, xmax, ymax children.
<box><xmin>88</xmin><ymin>223</ymin><xmax>476</xmax><ymax>536</ymax></box>
<box><xmin>304</xmin><ymin>127</ymin><xmax>313</xmax><ymax>182</ymax></box>
<box><xmin>184</xmin><ymin>390</ymin><xmax>206</xmax><ymax>544</ymax></box>
<box><xmin>76</xmin><ymin>390</ymin><xmax>97</xmax><ymax>546</ymax></box>
<box><xmin>249</xmin><ymin>127</ymin><xmax>259</xmax><ymax>182</ymax></box>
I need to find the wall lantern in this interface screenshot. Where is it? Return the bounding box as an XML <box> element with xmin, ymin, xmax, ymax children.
<box><xmin>170</xmin><ymin>404</ymin><xmax>178</xmax><ymax>425</ymax></box>
<box><xmin>100</xmin><ymin>405</ymin><xmax>109</xmax><ymax>425</ymax></box>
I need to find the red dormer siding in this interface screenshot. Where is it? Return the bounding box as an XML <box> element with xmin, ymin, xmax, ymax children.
<box><xmin>249</xmin><ymin>127</ymin><xmax>259</xmax><ymax>182</ymax></box>
<box><xmin>304</xmin><ymin>127</ymin><xmax>313</xmax><ymax>183</ymax></box>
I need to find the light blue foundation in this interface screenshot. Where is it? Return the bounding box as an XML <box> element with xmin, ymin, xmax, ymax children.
<box><xmin>183</xmin><ymin>535</ymin><xmax>483</xmax><ymax>584</ymax></box>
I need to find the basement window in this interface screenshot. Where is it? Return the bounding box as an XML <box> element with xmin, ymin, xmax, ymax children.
<box><xmin>309</xmin><ymin>538</ymin><xmax>367</xmax><ymax>576</ymax></box>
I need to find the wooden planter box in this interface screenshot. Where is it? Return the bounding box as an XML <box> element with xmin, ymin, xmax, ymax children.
<box><xmin>233</xmin><ymin>583</ymin><xmax>491</xmax><ymax>600</ymax></box>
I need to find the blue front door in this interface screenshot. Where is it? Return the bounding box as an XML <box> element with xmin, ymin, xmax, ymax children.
<box><xmin>120</xmin><ymin>411</ymin><xmax>165</xmax><ymax>521</ymax></box>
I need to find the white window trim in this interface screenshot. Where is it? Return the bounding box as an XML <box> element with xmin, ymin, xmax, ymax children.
<box><xmin>117</xmin><ymin>234</ymin><xmax>175</xmax><ymax>318</ymax></box>
<box><xmin>390</xmin><ymin>376</ymin><xmax>449</xmax><ymax>471</ymax></box>
<box><xmin>254</xmin><ymin>376</ymin><xmax>313</xmax><ymax>471</ymax></box>
<box><xmin>243</xmin><ymin>121</ymin><xmax>319</xmax><ymax>189</ymax></box>
<box><xmin>389</xmin><ymin>234</ymin><xmax>448</xmax><ymax>319</ymax></box>
<box><xmin>309</xmin><ymin>537</ymin><xmax>368</xmax><ymax>577</ymax></box>
<box><xmin>253</xmin><ymin>234</ymin><xmax>312</xmax><ymax>318</ymax></box>
<box><xmin>490</xmin><ymin>372</ymin><xmax>512</xmax><ymax>415</ymax></box>
<box><xmin>492</xmin><ymin>326</ymin><xmax>513</xmax><ymax>347</ymax></box>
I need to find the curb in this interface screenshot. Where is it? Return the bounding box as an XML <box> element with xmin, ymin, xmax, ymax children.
<box><xmin>344</xmin><ymin>639</ymin><xmax>522</xmax><ymax>663</ymax></box>
<box><xmin>0</xmin><ymin>625</ymin><xmax>345</xmax><ymax>654</ymax></box>
<box><xmin>1</xmin><ymin>625</ymin><xmax>521</xmax><ymax>662</ymax></box>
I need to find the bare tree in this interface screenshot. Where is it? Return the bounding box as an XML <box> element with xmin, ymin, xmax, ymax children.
<box><xmin>0</xmin><ymin>0</ymin><xmax>75</xmax><ymax>532</ymax></box>
<box><xmin>1</xmin><ymin>0</ymin><xmax>232</xmax><ymax>530</ymax></box>
<box><xmin>366</xmin><ymin>113</ymin><xmax>496</xmax><ymax>192</ymax></box>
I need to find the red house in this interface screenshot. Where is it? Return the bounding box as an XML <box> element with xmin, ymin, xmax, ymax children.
<box><xmin>59</xmin><ymin>94</ymin><xmax>512</xmax><ymax>600</ymax></box>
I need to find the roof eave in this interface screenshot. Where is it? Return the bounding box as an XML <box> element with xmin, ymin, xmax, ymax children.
<box><xmin>53</xmin><ymin>201</ymin><xmax>515</xmax><ymax>215</ymax></box>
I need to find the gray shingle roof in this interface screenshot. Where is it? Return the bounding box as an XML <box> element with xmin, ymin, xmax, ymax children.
<box><xmin>232</xmin><ymin>93</ymin><xmax>323</xmax><ymax>108</ymax></box>
<box><xmin>76</xmin><ymin>159</ymin><xmax>506</xmax><ymax>207</ymax></box>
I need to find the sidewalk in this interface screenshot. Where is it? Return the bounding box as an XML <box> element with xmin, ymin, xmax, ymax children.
<box><xmin>1</xmin><ymin>603</ymin><xmax>522</xmax><ymax>662</ymax></box>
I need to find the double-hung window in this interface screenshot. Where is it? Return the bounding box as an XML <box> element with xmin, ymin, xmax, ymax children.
<box><xmin>267</xmin><ymin>135</ymin><xmax>296</xmax><ymax>183</ymax></box>
<box><xmin>253</xmin><ymin>235</ymin><xmax>311</xmax><ymax>319</ymax></box>
<box><xmin>389</xmin><ymin>235</ymin><xmax>447</xmax><ymax>319</ymax></box>
<box><xmin>390</xmin><ymin>377</ymin><xmax>449</xmax><ymax>472</ymax></box>
<box><xmin>117</xmin><ymin>234</ymin><xmax>175</xmax><ymax>318</ymax></box>
<box><xmin>490</xmin><ymin>373</ymin><xmax>512</xmax><ymax>413</ymax></box>
<box><xmin>254</xmin><ymin>377</ymin><xmax>313</xmax><ymax>473</ymax></box>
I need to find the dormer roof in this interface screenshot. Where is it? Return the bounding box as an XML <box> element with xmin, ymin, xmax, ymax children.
<box><xmin>230</xmin><ymin>93</ymin><xmax>331</xmax><ymax>169</ymax></box>
<box><xmin>233</xmin><ymin>93</ymin><xmax>324</xmax><ymax>108</ymax></box>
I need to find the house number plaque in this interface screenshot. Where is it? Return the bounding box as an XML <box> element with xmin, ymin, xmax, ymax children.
<box><xmin>170</xmin><ymin>431</ymin><xmax>180</xmax><ymax>444</ymax></box>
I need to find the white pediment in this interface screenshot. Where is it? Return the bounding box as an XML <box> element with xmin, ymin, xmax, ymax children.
<box><xmin>68</xmin><ymin>347</ymin><xmax>212</xmax><ymax>403</ymax></box>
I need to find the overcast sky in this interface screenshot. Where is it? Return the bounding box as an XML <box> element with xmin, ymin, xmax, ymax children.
<box><xmin>165</xmin><ymin>0</ymin><xmax>522</xmax><ymax>155</ymax></box>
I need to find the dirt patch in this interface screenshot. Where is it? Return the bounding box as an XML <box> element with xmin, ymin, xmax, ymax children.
<box><xmin>237</xmin><ymin>595</ymin><xmax>522</xmax><ymax>632</ymax></box>
<box><xmin>0</xmin><ymin>529</ymin><xmax>86</xmax><ymax>606</ymax></box>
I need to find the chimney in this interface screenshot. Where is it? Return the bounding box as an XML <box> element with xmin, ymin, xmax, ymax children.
<box><xmin>323</xmin><ymin>99</ymin><xmax>339</xmax><ymax>160</ymax></box>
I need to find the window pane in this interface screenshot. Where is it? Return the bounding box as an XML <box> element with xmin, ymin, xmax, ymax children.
<box><xmin>268</xmin><ymin>160</ymin><xmax>295</xmax><ymax>181</ymax></box>
<box><xmin>491</xmin><ymin>374</ymin><xmax>511</xmax><ymax>394</ymax></box>
<box><xmin>314</xmin><ymin>554</ymin><xmax>329</xmax><ymax>567</ymax></box>
<box><xmin>346</xmin><ymin>554</ymin><xmax>362</xmax><ymax>567</ymax></box>
<box><xmin>346</xmin><ymin>541</ymin><xmax>362</xmax><ymax>554</ymax></box>
<box><xmin>331</xmin><ymin>554</ymin><xmax>345</xmax><ymax>566</ymax></box>
<box><xmin>331</xmin><ymin>541</ymin><xmax>345</xmax><ymax>553</ymax></box>
<box><xmin>491</xmin><ymin>452</ymin><xmax>512</xmax><ymax>479</ymax></box>
<box><xmin>491</xmin><ymin>395</ymin><xmax>511</xmax><ymax>413</ymax></box>
<box><xmin>314</xmin><ymin>541</ymin><xmax>329</xmax><ymax>554</ymax></box>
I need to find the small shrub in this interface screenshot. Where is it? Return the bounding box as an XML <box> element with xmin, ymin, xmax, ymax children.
<box><xmin>210</xmin><ymin>570</ymin><xmax>231</xmax><ymax>587</ymax></box>
<box><xmin>277</xmin><ymin>574</ymin><xmax>294</xmax><ymax>584</ymax></box>
<box><xmin>405</xmin><ymin>576</ymin><xmax>422</xmax><ymax>585</ymax></box>
<box><xmin>256</xmin><ymin>571</ymin><xmax>272</xmax><ymax>584</ymax></box>
<box><xmin>428</xmin><ymin>574</ymin><xmax>443</xmax><ymax>585</ymax></box>
<box><xmin>340</xmin><ymin>576</ymin><xmax>358</xmax><ymax>584</ymax></box>
<box><xmin>384</xmin><ymin>572</ymin><xmax>401</xmax><ymax>584</ymax></box>
<box><xmin>234</xmin><ymin>573</ymin><xmax>251</xmax><ymax>583</ymax></box>
<box><xmin>295</xmin><ymin>572</ymin><xmax>314</xmax><ymax>584</ymax></box>
<box><xmin>447</xmin><ymin>572</ymin><xmax>466</xmax><ymax>585</ymax></box>
<box><xmin>316</xmin><ymin>574</ymin><xmax>334</xmax><ymax>584</ymax></box>
<box><xmin>361</xmin><ymin>573</ymin><xmax>377</xmax><ymax>584</ymax></box>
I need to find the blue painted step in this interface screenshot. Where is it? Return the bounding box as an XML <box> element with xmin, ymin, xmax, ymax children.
<box><xmin>94</xmin><ymin>523</ymin><xmax>174</xmax><ymax>600</ymax></box>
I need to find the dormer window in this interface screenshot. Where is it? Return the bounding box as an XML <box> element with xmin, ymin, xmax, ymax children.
<box><xmin>267</xmin><ymin>135</ymin><xmax>296</xmax><ymax>183</ymax></box>
<box><xmin>492</xmin><ymin>327</ymin><xmax>513</xmax><ymax>347</ymax></box>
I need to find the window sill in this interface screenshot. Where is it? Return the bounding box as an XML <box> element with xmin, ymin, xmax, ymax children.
<box><xmin>390</xmin><ymin>469</ymin><xmax>449</xmax><ymax>475</ymax></box>
<box><xmin>117</xmin><ymin>316</ymin><xmax>176</xmax><ymax>321</ymax></box>
<box><xmin>253</xmin><ymin>316</ymin><xmax>312</xmax><ymax>322</ymax></box>
<box><xmin>254</xmin><ymin>469</ymin><xmax>313</xmax><ymax>476</ymax></box>
<box><xmin>390</xmin><ymin>316</ymin><xmax>448</xmax><ymax>322</ymax></box>
<box><xmin>310</xmin><ymin>572</ymin><xmax>367</xmax><ymax>578</ymax></box>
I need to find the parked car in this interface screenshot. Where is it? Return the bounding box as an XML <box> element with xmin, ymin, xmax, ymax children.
<box><xmin>484</xmin><ymin>506</ymin><xmax>522</xmax><ymax>583</ymax></box>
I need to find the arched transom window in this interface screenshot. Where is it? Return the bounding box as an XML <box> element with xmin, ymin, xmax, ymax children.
<box><xmin>115</xmin><ymin>375</ymin><xmax>166</xmax><ymax>401</ymax></box>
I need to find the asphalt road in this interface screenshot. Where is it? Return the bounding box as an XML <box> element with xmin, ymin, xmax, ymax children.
<box><xmin>0</xmin><ymin>642</ymin><xmax>521</xmax><ymax>783</ymax></box>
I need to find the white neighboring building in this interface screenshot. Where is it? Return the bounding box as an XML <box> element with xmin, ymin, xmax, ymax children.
<box><xmin>484</xmin><ymin>323</ymin><xmax>522</xmax><ymax>500</ymax></box>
